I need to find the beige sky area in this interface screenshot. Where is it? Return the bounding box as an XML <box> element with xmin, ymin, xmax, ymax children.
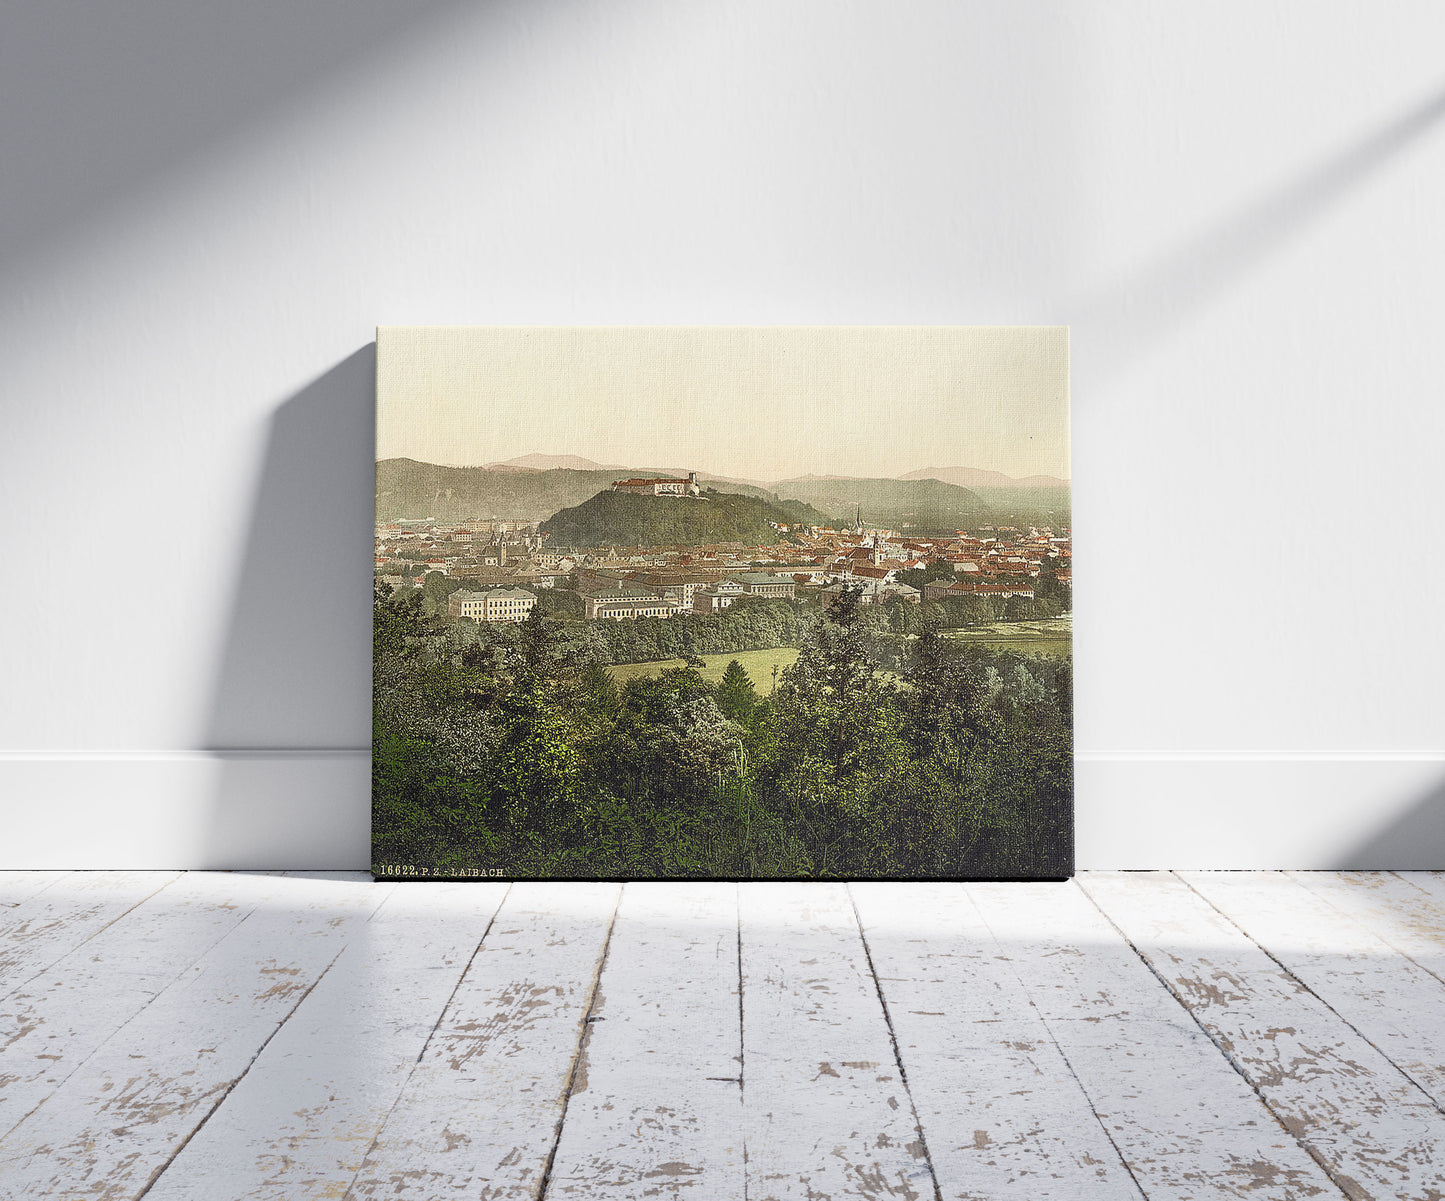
<box><xmin>376</xmin><ymin>326</ymin><xmax>1069</xmax><ymax>483</ymax></box>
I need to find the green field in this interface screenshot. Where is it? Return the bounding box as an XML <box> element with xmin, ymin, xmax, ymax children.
<box><xmin>607</xmin><ymin>647</ymin><xmax>802</xmax><ymax>694</ymax></box>
<box><xmin>943</xmin><ymin>617</ymin><xmax>1072</xmax><ymax>659</ymax></box>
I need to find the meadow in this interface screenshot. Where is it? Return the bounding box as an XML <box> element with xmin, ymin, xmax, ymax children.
<box><xmin>943</xmin><ymin>616</ymin><xmax>1072</xmax><ymax>659</ymax></box>
<box><xmin>606</xmin><ymin>646</ymin><xmax>802</xmax><ymax>694</ymax></box>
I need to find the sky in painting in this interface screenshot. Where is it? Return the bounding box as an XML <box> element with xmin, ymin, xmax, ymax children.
<box><xmin>376</xmin><ymin>326</ymin><xmax>1069</xmax><ymax>482</ymax></box>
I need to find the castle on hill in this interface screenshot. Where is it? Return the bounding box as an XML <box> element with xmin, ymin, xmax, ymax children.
<box><xmin>610</xmin><ymin>471</ymin><xmax>701</xmax><ymax>497</ymax></box>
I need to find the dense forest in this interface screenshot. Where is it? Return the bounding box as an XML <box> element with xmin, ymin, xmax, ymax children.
<box><xmin>373</xmin><ymin>585</ymin><xmax>1073</xmax><ymax>879</ymax></box>
<box><xmin>539</xmin><ymin>488</ymin><xmax>828</xmax><ymax>547</ymax></box>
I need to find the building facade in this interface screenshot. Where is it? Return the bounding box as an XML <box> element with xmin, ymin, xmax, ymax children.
<box><xmin>692</xmin><ymin>579</ymin><xmax>745</xmax><ymax>613</ymax></box>
<box><xmin>589</xmin><ymin>597</ymin><xmax>687</xmax><ymax>620</ymax></box>
<box><xmin>732</xmin><ymin>572</ymin><xmax>797</xmax><ymax>598</ymax></box>
<box><xmin>610</xmin><ymin>472</ymin><xmax>701</xmax><ymax>497</ymax></box>
<box><xmin>583</xmin><ymin>583</ymin><xmax>674</xmax><ymax>620</ymax></box>
<box><xmin>924</xmin><ymin>580</ymin><xmax>1035</xmax><ymax>601</ymax></box>
<box><xmin>448</xmin><ymin>587</ymin><xmax>538</xmax><ymax>622</ymax></box>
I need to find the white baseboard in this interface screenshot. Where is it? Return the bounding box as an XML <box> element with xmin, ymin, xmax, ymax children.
<box><xmin>1</xmin><ymin>751</ymin><xmax>1442</xmax><ymax>870</ymax></box>
<box><xmin>0</xmin><ymin>751</ymin><xmax>370</xmax><ymax>870</ymax></box>
<box><xmin>1076</xmin><ymin>752</ymin><xmax>1445</xmax><ymax>870</ymax></box>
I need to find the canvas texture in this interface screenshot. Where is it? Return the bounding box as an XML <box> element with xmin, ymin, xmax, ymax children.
<box><xmin>373</xmin><ymin>327</ymin><xmax>1072</xmax><ymax>880</ymax></box>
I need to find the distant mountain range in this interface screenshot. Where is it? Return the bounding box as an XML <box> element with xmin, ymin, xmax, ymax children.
<box><xmin>482</xmin><ymin>454</ymin><xmax>766</xmax><ymax>489</ymax></box>
<box><xmin>485</xmin><ymin>453</ymin><xmax>629</xmax><ymax>472</ymax></box>
<box><xmin>377</xmin><ymin>456</ymin><xmax>1069</xmax><ymax>530</ymax></box>
<box><xmin>376</xmin><ymin>459</ymin><xmax>779</xmax><ymax>524</ymax></box>
<box><xmin>474</xmin><ymin>455</ymin><xmax>1066</xmax><ymax>489</ymax></box>
<box><xmin>772</xmin><ymin>477</ymin><xmax>993</xmax><ymax>531</ymax></box>
<box><xmin>899</xmin><ymin>466</ymin><xmax>1069</xmax><ymax>489</ymax></box>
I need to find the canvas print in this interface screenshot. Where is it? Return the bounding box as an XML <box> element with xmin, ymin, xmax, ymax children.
<box><xmin>373</xmin><ymin>327</ymin><xmax>1072</xmax><ymax>880</ymax></box>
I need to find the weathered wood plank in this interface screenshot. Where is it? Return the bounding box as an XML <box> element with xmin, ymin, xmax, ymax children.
<box><xmin>0</xmin><ymin>871</ymin><xmax>182</xmax><ymax>999</ymax></box>
<box><xmin>345</xmin><ymin>882</ymin><xmax>620</xmax><ymax>1200</ymax></box>
<box><xmin>0</xmin><ymin>871</ymin><xmax>291</xmax><ymax>1140</ymax></box>
<box><xmin>1184</xmin><ymin>870</ymin><xmax>1445</xmax><ymax>1113</ymax></box>
<box><xmin>543</xmin><ymin>882</ymin><xmax>743</xmax><ymax>1198</ymax></box>
<box><xmin>740</xmin><ymin>882</ymin><xmax>937</xmax><ymax>1201</ymax></box>
<box><xmin>0</xmin><ymin>871</ymin><xmax>68</xmax><ymax>908</ymax></box>
<box><xmin>0</xmin><ymin>872</ymin><xmax>388</xmax><ymax>1198</ymax></box>
<box><xmin>1395</xmin><ymin>872</ymin><xmax>1445</xmax><ymax>908</ymax></box>
<box><xmin>142</xmin><ymin>881</ymin><xmax>509</xmax><ymax>1201</ymax></box>
<box><xmin>1289</xmin><ymin>872</ymin><xmax>1445</xmax><ymax>981</ymax></box>
<box><xmin>851</xmin><ymin>882</ymin><xmax>1142</xmax><ymax>1200</ymax></box>
<box><xmin>1084</xmin><ymin>870</ymin><xmax>1445</xmax><ymax>1200</ymax></box>
<box><xmin>971</xmin><ymin>880</ymin><xmax>1340</xmax><ymax>1200</ymax></box>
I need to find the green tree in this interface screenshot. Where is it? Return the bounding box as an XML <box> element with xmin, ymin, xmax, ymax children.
<box><xmin>490</xmin><ymin>683</ymin><xmax>587</xmax><ymax>838</ymax></box>
<box><xmin>715</xmin><ymin>659</ymin><xmax>758</xmax><ymax>722</ymax></box>
<box><xmin>766</xmin><ymin>585</ymin><xmax>916</xmax><ymax>872</ymax></box>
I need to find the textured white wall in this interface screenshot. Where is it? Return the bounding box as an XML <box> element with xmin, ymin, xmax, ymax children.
<box><xmin>3</xmin><ymin>1</ymin><xmax>1443</xmax><ymax>867</ymax></box>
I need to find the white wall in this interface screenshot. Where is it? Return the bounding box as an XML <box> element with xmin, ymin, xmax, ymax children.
<box><xmin>3</xmin><ymin>1</ymin><xmax>1443</xmax><ymax>869</ymax></box>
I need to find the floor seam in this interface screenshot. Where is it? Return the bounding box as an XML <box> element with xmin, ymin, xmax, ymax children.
<box><xmin>0</xmin><ymin>871</ymin><xmax>185</xmax><ymax>1007</ymax></box>
<box><xmin>847</xmin><ymin>883</ymin><xmax>946</xmax><ymax>1201</ymax></box>
<box><xmin>1287</xmin><ymin>870</ymin><xmax>1445</xmax><ymax>992</ymax></box>
<box><xmin>968</xmin><ymin>882</ymin><xmax>1149</xmax><ymax>1201</ymax></box>
<box><xmin>1177</xmin><ymin>871</ymin><xmax>1445</xmax><ymax>1119</ymax></box>
<box><xmin>736</xmin><ymin>882</ymin><xmax>748</xmax><ymax>1201</ymax></box>
<box><xmin>1078</xmin><ymin>874</ymin><xmax>1355</xmax><ymax>1201</ymax></box>
<box><xmin>535</xmin><ymin>883</ymin><xmax>624</xmax><ymax>1201</ymax></box>
<box><xmin>338</xmin><ymin>882</ymin><xmax>513</xmax><ymax>1201</ymax></box>
<box><xmin>134</xmin><ymin>937</ymin><xmax>353</xmax><ymax>1199</ymax></box>
<box><xmin>0</xmin><ymin>881</ymin><xmax>279</xmax><ymax>1145</ymax></box>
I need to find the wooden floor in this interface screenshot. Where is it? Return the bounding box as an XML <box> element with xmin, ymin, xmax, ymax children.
<box><xmin>3</xmin><ymin>874</ymin><xmax>1445</xmax><ymax>1199</ymax></box>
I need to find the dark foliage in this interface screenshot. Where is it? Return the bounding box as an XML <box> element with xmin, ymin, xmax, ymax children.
<box><xmin>540</xmin><ymin>488</ymin><xmax>827</xmax><ymax>548</ymax></box>
<box><xmin>373</xmin><ymin>579</ymin><xmax>1073</xmax><ymax>880</ymax></box>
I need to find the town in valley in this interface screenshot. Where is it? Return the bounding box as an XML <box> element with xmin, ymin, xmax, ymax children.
<box><xmin>375</xmin><ymin>466</ymin><xmax>1072</xmax><ymax>649</ymax></box>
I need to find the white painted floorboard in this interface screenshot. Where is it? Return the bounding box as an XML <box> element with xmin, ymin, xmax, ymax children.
<box><xmin>544</xmin><ymin>883</ymin><xmax>743</xmax><ymax>1199</ymax></box>
<box><xmin>852</xmin><ymin>882</ymin><xmax>1143</xmax><ymax>1200</ymax></box>
<box><xmin>740</xmin><ymin>883</ymin><xmax>937</xmax><ymax>1200</ymax></box>
<box><xmin>346</xmin><ymin>881</ymin><xmax>620</xmax><ymax>1199</ymax></box>
<box><xmin>144</xmin><ymin>881</ymin><xmax>509</xmax><ymax>1201</ymax></box>
<box><xmin>1</xmin><ymin>872</ymin><xmax>1444</xmax><ymax>1200</ymax></box>
<box><xmin>974</xmin><ymin>880</ymin><xmax>1339</xmax><ymax>1200</ymax></box>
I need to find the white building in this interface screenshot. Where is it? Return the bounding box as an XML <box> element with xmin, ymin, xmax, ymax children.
<box><xmin>610</xmin><ymin>472</ymin><xmax>701</xmax><ymax>497</ymax></box>
<box><xmin>448</xmin><ymin>587</ymin><xmax>538</xmax><ymax>623</ymax></box>
<box><xmin>692</xmin><ymin>578</ymin><xmax>745</xmax><ymax>614</ymax></box>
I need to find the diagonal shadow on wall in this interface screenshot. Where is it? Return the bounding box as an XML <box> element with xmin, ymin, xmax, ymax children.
<box><xmin>1073</xmin><ymin>83</ymin><xmax>1445</xmax><ymax>384</ymax></box>
<box><xmin>200</xmin><ymin>346</ymin><xmax>375</xmax><ymax>868</ymax></box>
<box><xmin>0</xmin><ymin>0</ymin><xmax>479</xmax><ymax>280</ymax></box>
<box><xmin>1334</xmin><ymin>771</ymin><xmax>1445</xmax><ymax>871</ymax></box>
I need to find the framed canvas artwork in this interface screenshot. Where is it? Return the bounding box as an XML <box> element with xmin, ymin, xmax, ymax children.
<box><xmin>373</xmin><ymin>327</ymin><xmax>1072</xmax><ymax>880</ymax></box>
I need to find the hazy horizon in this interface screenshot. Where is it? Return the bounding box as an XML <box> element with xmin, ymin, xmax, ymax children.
<box><xmin>377</xmin><ymin>326</ymin><xmax>1069</xmax><ymax>482</ymax></box>
<box><xmin>376</xmin><ymin>450</ymin><xmax>1070</xmax><ymax>485</ymax></box>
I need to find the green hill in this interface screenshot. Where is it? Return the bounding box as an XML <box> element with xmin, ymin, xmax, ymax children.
<box><xmin>771</xmin><ymin>477</ymin><xmax>994</xmax><ymax>532</ymax></box>
<box><xmin>375</xmin><ymin>459</ymin><xmax>778</xmax><ymax>523</ymax></box>
<box><xmin>970</xmin><ymin>485</ymin><xmax>1071</xmax><ymax>528</ymax></box>
<box><xmin>540</xmin><ymin>489</ymin><xmax>827</xmax><ymax>547</ymax></box>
